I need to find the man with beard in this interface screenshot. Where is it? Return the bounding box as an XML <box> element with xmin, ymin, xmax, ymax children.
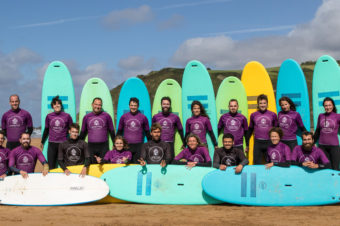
<box><xmin>80</xmin><ymin>97</ymin><xmax>115</xmax><ymax>163</ymax></box>
<box><xmin>152</xmin><ymin>97</ymin><xmax>185</xmax><ymax>159</ymax></box>
<box><xmin>291</xmin><ymin>131</ymin><xmax>331</xmax><ymax>169</ymax></box>
<box><xmin>9</xmin><ymin>132</ymin><xmax>48</xmax><ymax>179</ymax></box>
<box><xmin>0</xmin><ymin>130</ymin><xmax>10</xmax><ymax>178</ymax></box>
<box><xmin>58</xmin><ymin>123</ymin><xmax>90</xmax><ymax>177</ymax></box>
<box><xmin>138</xmin><ymin>123</ymin><xmax>172</xmax><ymax>167</ymax></box>
<box><xmin>117</xmin><ymin>97</ymin><xmax>151</xmax><ymax>163</ymax></box>
<box><xmin>213</xmin><ymin>133</ymin><xmax>248</xmax><ymax>173</ymax></box>
<box><xmin>1</xmin><ymin>95</ymin><xmax>33</xmax><ymax>150</ymax></box>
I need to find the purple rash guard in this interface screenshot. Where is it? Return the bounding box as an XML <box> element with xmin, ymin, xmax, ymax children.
<box><xmin>1</xmin><ymin>109</ymin><xmax>33</xmax><ymax>142</ymax></box>
<box><xmin>218</xmin><ymin>113</ymin><xmax>248</xmax><ymax>146</ymax></box>
<box><xmin>249</xmin><ymin>110</ymin><xmax>278</xmax><ymax>140</ymax></box>
<box><xmin>9</xmin><ymin>145</ymin><xmax>46</xmax><ymax>173</ymax></box>
<box><xmin>278</xmin><ymin>110</ymin><xmax>304</xmax><ymax>141</ymax></box>
<box><xmin>103</xmin><ymin>149</ymin><xmax>132</xmax><ymax>164</ymax></box>
<box><xmin>81</xmin><ymin>111</ymin><xmax>114</xmax><ymax>143</ymax></box>
<box><xmin>185</xmin><ymin>116</ymin><xmax>213</xmax><ymax>143</ymax></box>
<box><xmin>152</xmin><ymin>112</ymin><xmax>183</xmax><ymax>142</ymax></box>
<box><xmin>316</xmin><ymin>112</ymin><xmax>340</xmax><ymax>146</ymax></box>
<box><xmin>267</xmin><ymin>142</ymin><xmax>291</xmax><ymax>163</ymax></box>
<box><xmin>118</xmin><ymin>112</ymin><xmax>150</xmax><ymax>144</ymax></box>
<box><xmin>0</xmin><ymin>146</ymin><xmax>10</xmax><ymax>175</ymax></box>
<box><xmin>45</xmin><ymin>112</ymin><xmax>73</xmax><ymax>142</ymax></box>
<box><xmin>292</xmin><ymin>145</ymin><xmax>330</xmax><ymax>165</ymax></box>
<box><xmin>174</xmin><ymin>146</ymin><xmax>211</xmax><ymax>163</ymax></box>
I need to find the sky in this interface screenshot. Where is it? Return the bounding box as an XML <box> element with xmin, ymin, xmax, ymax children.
<box><xmin>1</xmin><ymin>0</ymin><xmax>339</xmax><ymax>127</ymax></box>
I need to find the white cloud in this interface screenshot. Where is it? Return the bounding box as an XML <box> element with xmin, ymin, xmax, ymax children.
<box><xmin>117</xmin><ymin>56</ymin><xmax>157</xmax><ymax>78</ymax></box>
<box><xmin>158</xmin><ymin>14</ymin><xmax>184</xmax><ymax>30</ymax></box>
<box><xmin>171</xmin><ymin>0</ymin><xmax>340</xmax><ymax>69</ymax></box>
<box><xmin>156</xmin><ymin>0</ymin><xmax>231</xmax><ymax>10</ymax></box>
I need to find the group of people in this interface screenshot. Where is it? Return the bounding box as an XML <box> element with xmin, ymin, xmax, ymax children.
<box><xmin>0</xmin><ymin>92</ymin><xmax>339</xmax><ymax>179</ymax></box>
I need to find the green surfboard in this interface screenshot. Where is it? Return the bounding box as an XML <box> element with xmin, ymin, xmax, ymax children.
<box><xmin>152</xmin><ymin>79</ymin><xmax>183</xmax><ymax>156</ymax></box>
<box><xmin>216</xmin><ymin>76</ymin><xmax>248</xmax><ymax>147</ymax></box>
<box><xmin>79</xmin><ymin>78</ymin><xmax>114</xmax><ymax>149</ymax></box>
<box><xmin>41</xmin><ymin>61</ymin><xmax>76</xmax><ymax>159</ymax></box>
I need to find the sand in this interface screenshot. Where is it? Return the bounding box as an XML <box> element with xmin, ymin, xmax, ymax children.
<box><xmin>0</xmin><ymin>138</ymin><xmax>338</xmax><ymax>226</ymax></box>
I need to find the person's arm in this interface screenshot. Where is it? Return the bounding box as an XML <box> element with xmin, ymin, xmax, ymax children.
<box><xmin>175</xmin><ymin>116</ymin><xmax>185</xmax><ymax>144</ymax></box>
<box><xmin>206</xmin><ymin>119</ymin><xmax>218</xmax><ymax>147</ymax></box>
<box><xmin>178</xmin><ymin>129</ymin><xmax>185</xmax><ymax>145</ymax></box>
<box><xmin>296</xmin><ymin>113</ymin><xmax>306</xmax><ymax>132</ymax></box>
<box><xmin>107</xmin><ymin>114</ymin><xmax>115</xmax><ymax>143</ymax></box>
<box><xmin>164</xmin><ymin>143</ymin><xmax>172</xmax><ymax>164</ymax></box>
<box><xmin>236</xmin><ymin>148</ymin><xmax>249</xmax><ymax>166</ymax></box>
<box><xmin>79</xmin><ymin>117</ymin><xmax>88</xmax><ymax>140</ymax></box>
<box><xmin>1</xmin><ymin>114</ymin><xmax>7</xmax><ymax>133</ymax></box>
<box><xmin>273</xmin><ymin>113</ymin><xmax>278</xmax><ymax>127</ymax></box>
<box><xmin>273</xmin><ymin>161</ymin><xmax>291</xmax><ymax>167</ymax></box>
<box><xmin>212</xmin><ymin>149</ymin><xmax>221</xmax><ymax>169</ymax></box>
<box><xmin>143</xmin><ymin>116</ymin><xmax>151</xmax><ymax>141</ymax></box>
<box><xmin>57</xmin><ymin>143</ymin><xmax>67</xmax><ymax>170</ymax></box>
<box><xmin>245</xmin><ymin>114</ymin><xmax>254</xmax><ymax>145</ymax></box>
<box><xmin>172</xmin><ymin>149</ymin><xmax>185</xmax><ymax>164</ymax></box>
<box><xmin>217</xmin><ymin>117</ymin><xmax>224</xmax><ymax>135</ymax></box>
<box><xmin>117</xmin><ymin>116</ymin><xmax>125</xmax><ymax>136</ymax></box>
<box><xmin>195</xmin><ymin>161</ymin><xmax>212</xmax><ymax>167</ymax></box>
<box><xmin>140</xmin><ymin>143</ymin><xmax>147</xmax><ymax>162</ymax></box>
<box><xmin>41</xmin><ymin>127</ymin><xmax>49</xmax><ymax>144</ymax></box>
<box><xmin>313</xmin><ymin>115</ymin><xmax>321</xmax><ymax>143</ymax></box>
<box><xmin>26</xmin><ymin>112</ymin><xmax>33</xmax><ymax>135</ymax></box>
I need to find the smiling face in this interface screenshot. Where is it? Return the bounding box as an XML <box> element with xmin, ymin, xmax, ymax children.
<box><xmin>223</xmin><ymin>137</ymin><xmax>233</xmax><ymax>149</ymax></box>
<box><xmin>10</xmin><ymin>95</ymin><xmax>20</xmax><ymax>111</ymax></box>
<box><xmin>187</xmin><ymin>136</ymin><xmax>199</xmax><ymax>150</ymax></box>
<box><xmin>192</xmin><ymin>104</ymin><xmax>201</xmax><ymax>116</ymax></box>
<box><xmin>129</xmin><ymin>101</ymin><xmax>138</xmax><ymax>113</ymax></box>
<box><xmin>302</xmin><ymin>134</ymin><xmax>314</xmax><ymax>151</ymax></box>
<box><xmin>114</xmin><ymin>138</ymin><xmax>124</xmax><ymax>151</ymax></box>
<box><xmin>151</xmin><ymin>128</ymin><xmax>161</xmax><ymax>141</ymax></box>
<box><xmin>270</xmin><ymin>131</ymin><xmax>280</xmax><ymax>145</ymax></box>
<box><xmin>161</xmin><ymin>99</ymin><xmax>171</xmax><ymax>113</ymax></box>
<box><xmin>52</xmin><ymin>101</ymin><xmax>62</xmax><ymax>113</ymax></box>
<box><xmin>258</xmin><ymin>99</ymin><xmax>268</xmax><ymax>111</ymax></box>
<box><xmin>323</xmin><ymin>100</ymin><xmax>334</xmax><ymax>114</ymax></box>
<box><xmin>280</xmin><ymin>100</ymin><xmax>290</xmax><ymax>112</ymax></box>
<box><xmin>229</xmin><ymin>101</ymin><xmax>238</xmax><ymax>114</ymax></box>
<box><xmin>69</xmin><ymin>127</ymin><xmax>79</xmax><ymax>140</ymax></box>
<box><xmin>20</xmin><ymin>133</ymin><xmax>31</xmax><ymax>149</ymax></box>
<box><xmin>92</xmin><ymin>99</ymin><xmax>103</xmax><ymax>114</ymax></box>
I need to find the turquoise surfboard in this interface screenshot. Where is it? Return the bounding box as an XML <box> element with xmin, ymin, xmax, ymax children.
<box><xmin>41</xmin><ymin>61</ymin><xmax>76</xmax><ymax>159</ymax></box>
<box><xmin>79</xmin><ymin>78</ymin><xmax>114</xmax><ymax>149</ymax></box>
<box><xmin>312</xmin><ymin>55</ymin><xmax>340</xmax><ymax>139</ymax></box>
<box><xmin>152</xmin><ymin>79</ymin><xmax>183</xmax><ymax>156</ymax></box>
<box><xmin>216</xmin><ymin>76</ymin><xmax>248</xmax><ymax>147</ymax></box>
<box><xmin>101</xmin><ymin>165</ymin><xmax>222</xmax><ymax>205</ymax></box>
<box><xmin>116</xmin><ymin>77</ymin><xmax>151</xmax><ymax>141</ymax></box>
<box><xmin>276</xmin><ymin>59</ymin><xmax>311</xmax><ymax>144</ymax></box>
<box><xmin>182</xmin><ymin>60</ymin><xmax>218</xmax><ymax>159</ymax></box>
<box><xmin>202</xmin><ymin>165</ymin><xmax>340</xmax><ymax>206</ymax></box>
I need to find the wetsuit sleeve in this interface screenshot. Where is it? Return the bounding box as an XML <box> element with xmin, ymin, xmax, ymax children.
<box><xmin>84</xmin><ymin>158</ymin><xmax>91</xmax><ymax>168</ymax></box>
<box><xmin>313</xmin><ymin>115</ymin><xmax>321</xmax><ymax>143</ymax></box>
<box><xmin>274</xmin><ymin>162</ymin><xmax>290</xmax><ymax>167</ymax></box>
<box><xmin>245</xmin><ymin>114</ymin><xmax>254</xmax><ymax>145</ymax></box>
<box><xmin>318</xmin><ymin>162</ymin><xmax>331</xmax><ymax>169</ymax></box>
<box><xmin>272</xmin><ymin>112</ymin><xmax>278</xmax><ymax>127</ymax></box>
<box><xmin>202</xmin><ymin>147</ymin><xmax>212</xmax><ymax>162</ymax></box>
<box><xmin>109</xmin><ymin>130</ymin><xmax>115</xmax><ymax>144</ymax></box>
<box><xmin>79</xmin><ymin>116</ymin><xmax>88</xmax><ymax>140</ymax></box>
<box><xmin>1</xmin><ymin>114</ymin><xmax>6</xmax><ymax>131</ymax></box>
<box><xmin>117</xmin><ymin>115</ymin><xmax>125</xmax><ymax>133</ymax></box>
<box><xmin>213</xmin><ymin>149</ymin><xmax>221</xmax><ymax>169</ymax></box>
<box><xmin>8</xmin><ymin>151</ymin><xmax>16</xmax><ymax>169</ymax></box>
<box><xmin>178</xmin><ymin>129</ymin><xmax>185</xmax><ymax>145</ymax></box>
<box><xmin>164</xmin><ymin>142</ymin><xmax>172</xmax><ymax>164</ymax></box>
<box><xmin>173</xmin><ymin>149</ymin><xmax>185</xmax><ymax>161</ymax></box>
<box><xmin>140</xmin><ymin>143</ymin><xmax>147</xmax><ymax>161</ymax></box>
<box><xmin>208</xmin><ymin>130</ymin><xmax>218</xmax><ymax>147</ymax></box>
<box><xmin>107</xmin><ymin>114</ymin><xmax>115</xmax><ymax>142</ymax></box>
<box><xmin>83</xmin><ymin>141</ymin><xmax>90</xmax><ymax>158</ymax></box>
<box><xmin>37</xmin><ymin>149</ymin><xmax>47</xmax><ymax>164</ymax></box>
<box><xmin>196</xmin><ymin>161</ymin><xmax>212</xmax><ymax>167</ymax></box>
<box><xmin>58</xmin><ymin>160</ymin><xmax>67</xmax><ymax>171</ymax></box>
<box><xmin>57</xmin><ymin>142</ymin><xmax>66</xmax><ymax>170</ymax></box>
<box><xmin>27</xmin><ymin>127</ymin><xmax>33</xmax><ymax>135</ymax></box>
<box><xmin>236</xmin><ymin>149</ymin><xmax>249</xmax><ymax>166</ymax></box>
<box><xmin>218</xmin><ymin>117</ymin><xmax>224</xmax><ymax>135</ymax></box>
<box><xmin>41</xmin><ymin>127</ymin><xmax>49</xmax><ymax>144</ymax></box>
<box><xmin>26</xmin><ymin>112</ymin><xmax>33</xmax><ymax>134</ymax></box>
<box><xmin>9</xmin><ymin>166</ymin><xmax>21</xmax><ymax>174</ymax></box>
<box><xmin>172</xmin><ymin>160</ymin><xmax>187</xmax><ymax>165</ymax></box>
<box><xmin>295</xmin><ymin>113</ymin><xmax>306</xmax><ymax>131</ymax></box>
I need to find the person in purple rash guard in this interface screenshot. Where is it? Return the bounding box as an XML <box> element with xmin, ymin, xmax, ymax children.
<box><xmin>0</xmin><ymin>130</ymin><xmax>10</xmax><ymax>178</ymax></box>
<box><xmin>292</xmin><ymin>131</ymin><xmax>331</xmax><ymax>169</ymax></box>
<box><xmin>9</xmin><ymin>132</ymin><xmax>49</xmax><ymax>179</ymax></box>
<box><xmin>278</xmin><ymin>97</ymin><xmax>306</xmax><ymax>151</ymax></box>
<box><xmin>265</xmin><ymin>127</ymin><xmax>291</xmax><ymax>170</ymax></box>
<box><xmin>80</xmin><ymin>97</ymin><xmax>115</xmax><ymax>164</ymax></box>
<box><xmin>95</xmin><ymin>136</ymin><xmax>132</xmax><ymax>164</ymax></box>
<box><xmin>117</xmin><ymin>97</ymin><xmax>151</xmax><ymax>163</ymax></box>
<box><xmin>1</xmin><ymin>94</ymin><xmax>33</xmax><ymax>150</ymax></box>
<box><xmin>41</xmin><ymin>96</ymin><xmax>73</xmax><ymax>170</ymax></box>
<box><xmin>173</xmin><ymin>134</ymin><xmax>212</xmax><ymax>168</ymax></box>
<box><xmin>152</xmin><ymin>96</ymin><xmax>185</xmax><ymax>159</ymax></box>
<box><xmin>218</xmin><ymin>99</ymin><xmax>249</xmax><ymax>151</ymax></box>
<box><xmin>314</xmin><ymin>97</ymin><xmax>340</xmax><ymax>170</ymax></box>
<box><xmin>246</xmin><ymin>94</ymin><xmax>278</xmax><ymax>165</ymax></box>
<box><xmin>185</xmin><ymin>100</ymin><xmax>218</xmax><ymax>150</ymax></box>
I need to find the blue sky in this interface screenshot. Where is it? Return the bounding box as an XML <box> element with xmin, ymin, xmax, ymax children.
<box><xmin>1</xmin><ymin>0</ymin><xmax>338</xmax><ymax>127</ymax></box>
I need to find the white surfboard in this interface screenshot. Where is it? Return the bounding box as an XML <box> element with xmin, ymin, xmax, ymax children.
<box><xmin>0</xmin><ymin>173</ymin><xmax>109</xmax><ymax>206</ymax></box>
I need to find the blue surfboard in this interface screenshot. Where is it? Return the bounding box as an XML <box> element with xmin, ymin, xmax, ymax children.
<box><xmin>182</xmin><ymin>60</ymin><xmax>218</xmax><ymax>159</ymax></box>
<box><xmin>202</xmin><ymin>165</ymin><xmax>340</xmax><ymax>206</ymax></box>
<box><xmin>276</xmin><ymin>59</ymin><xmax>311</xmax><ymax>144</ymax></box>
<box><xmin>116</xmin><ymin>77</ymin><xmax>151</xmax><ymax>141</ymax></box>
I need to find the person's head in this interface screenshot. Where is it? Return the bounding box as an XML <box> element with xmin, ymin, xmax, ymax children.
<box><xmin>186</xmin><ymin>133</ymin><xmax>203</xmax><ymax>150</ymax></box>
<box><xmin>191</xmin><ymin>100</ymin><xmax>209</xmax><ymax>118</ymax></box>
<box><xmin>228</xmin><ymin>99</ymin><xmax>239</xmax><ymax>114</ymax></box>
<box><xmin>92</xmin><ymin>97</ymin><xmax>103</xmax><ymax>114</ymax></box>
<box><xmin>69</xmin><ymin>123</ymin><xmax>80</xmax><ymax>140</ymax></box>
<box><xmin>161</xmin><ymin>96</ymin><xmax>171</xmax><ymax>114</ymax></box>
<box><xmin>0</xmin><ymin>130</ymin><xmax>5</xmax><ymax>146</ymax></box>
<box><xmin>20</xmin><ymin>132</ymin><xmax>31</xmax><ymax>149</ymax></box>
<box><xmin>279</xmin><ymin>96</ymin><xmax>296</xmax><ymax>112</ymax></box>
<box><xmin>51</xmin><ymin>96</ymin><xmax>63</xmax><ymax>113</ymax></box>
<box><xmin>302</xmin><ymin>131</ymin><xmax>314</xmax><ymax>151</ymax></box>
<box><xmin>9</xmin><ymin>94</ymin><xmax>20</xmax><ymax>110</ymax></box>
<box><xmin>113</xmin><ymin>135</ymin><xmax>129</xmax><ymax>151</ymax></box>
<box><xmin>129</xmin><ymin>97</ymin><xmax>139</xmax><ymax>113</ymax></box>
<box><xmin>150</xmin><ymin>123</ymin><xmax>162</xmax><ymax>141</ymax></box>
<box><xmin>257</xmin><ymin>94</ymin><xmax>268</xmax><ymax>111</ymax></box>
<box><xmin>323</xmin><ymin>97</ymin><xmax>337</xmax><ymax>113</ymax></box>
<box><xmin>222</xmin><ymin>133</ymin><xmax>234</xmax><ymax>150</ymax></box>
<box><xmin>269</xmin><ymin>127</ymin><xmax>283</xmax><ymax>145</ymax></box>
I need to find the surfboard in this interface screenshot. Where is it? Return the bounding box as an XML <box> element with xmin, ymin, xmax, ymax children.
<box><xmin>0</xmin><ymin>173</ymin><xmax>109</xmax><ymax>206</ymax></box>
<box><xmin>152</xmin><ymin>79</ymin><xmax>183</xmax><ymax>156</ymax></box>
<box><xmin>241</xmin><ymin>61</ymin><xmax>277</xmax><ymax>164</ymax></box>
<box><xmin>41</xmin><ymin>61</ymin><xmax>76</xmax><ymax>159</ymax></box>
<box><xmin>79</xmin><ymin>78</ymin><xmax>114</xmax><ymax>149</ymax></box>
<box><xmin>312</xmin><ymin>55</ymin><xmax>340</xmax><ymax>140</ymax></box>
<box><xmin>182</xmin><ymin>60</ymin><xmax>218</xmax><ymax>159</ymax></box>
<box><xmin>202</xmin><ymin>165</ymin><xmax>340</xmax><ymax>206</ymax></box>
<box><xmin>50</xmin><ymin>164</ymin><xmax>133</xmax><ymax>203</ymax></box>
<box><xmin>116</xmin><ymin>77</ymin><xmax>151</xmax><ymax>141</ymax></box>
<box><xmin>101</xmin><ymin>165</ymin><xmax>222</xmax><ymax>205</ymax></box>
<box><xmin>276</xmin><ymin>59</ymin><xmax>311</xmax><ymax>144</ymax></box>
<box><xmin>216</xmin><ymin>76</ymin><xmax>248</xmax><ymax>147</ymax></box>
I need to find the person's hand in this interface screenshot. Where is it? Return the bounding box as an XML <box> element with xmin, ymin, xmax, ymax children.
<box><xmin>234</xmin><ymin>164</ymin><xmax>244</xmax><ymax>174</ymax></box>
<box><xmin>42</xmin><ymin>169</ymin><xmax>48</xmax><ymax>176</ymax></box>
<box><xmin>303</xmin><ymin>161</ymin><xmax>313</xmax><ymax>167</ymax></box>
<box><xmin>138</xmin><ymin>158</ymin><xmax>146</xmax><ymax>166</ymax></box>
<box><xmin>20</xmin><ymin>170</ymin><xmax>28</xmax><ymax>179</ymax></box>
<box><xmin>80</xmin><ymin>167</ymin><xmax>87</xmax><ymax>177</ymax></box>
<box><xmin>40</xmin><ymin>143</ymin><xmax>44</xmax><ymax>149</ymax></box>
<box><xmin>121</xmin><ymin>157</ymin><xmax>128</xmax><ymax>164</ymax></box>
<box><xmin>186</xmin><ymin>161</ymin><xmax>197</xmax><ymax>170</ymax></box>
<box><xmin>307</xmin><ymin>162</ymin><xmax>318</xmax><ymax>169</ymax></box>
<box><xmin>0</xmin><ymin>174</ymin><xmax>6</xmax><ymax>179</ymax></box>
<box><xmin>265</xmin><ymin>162</ymin><xmax>274</xmax><ymax>170</ymax></box>
<box><xmin>160</xmin><ymin>160</ymin><xmax>166</xmax><ymax>168</ymax></box>
<box><xmin>64</xmin><ymin>169</ymin><xmax>71</xmax><ymax>176</ymax></box>
<box><xmin>94</xmin><ymin>155</ymin><xmax>102</xmax><ymax>164</ymax></box>
<box><xmin>245</xmin><ymin>146</ymin><xmax>249</xmax><ymax>153</ymax></box>
<box><xmin>219</xmin><ymin>164</ymin><xmax>227</xmax><ymax>171</ymax></box>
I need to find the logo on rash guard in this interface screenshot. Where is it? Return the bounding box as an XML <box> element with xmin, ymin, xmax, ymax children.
<box><xmin>269</xmin><ymin>149</ymin><xmax>281</xmax><ymax>162</ymax></box>
<box><xmin>66</xmin><ymin>146</ymin><xmax>81</xmax><ymax>162</ymax></box>
<box><xmin>300</xmin><ymin>155</ymin><xmax>315</xmax><ymax>163</ymax></box>
<box><xmin>191</xmin><ymin>121</ymin><xmax>204</xmax><ymax>135</ymax></box>
<box><xmin>222</xmin><ymin>155</ymin><xmax>236</xmax><ymax>166</ymax></box>
<box><xmin>279</xmin><ymin>115</ymin><xmax>292</xmax><ymax>129</ymax></box>
<box><xmin>148</xmin><ymin>146</ymin><xmax>164</xmax><ymax>162</ymax></box>
<box><xmin>8</xmin><ymin>116</ymin><xmax>24</xmax><ymax>128</ymax></box>
<box><xmin>159</xmin><ymin>118</ymin><xmax>173</xmax><ymax>130</ymax></box>
<box><xmin>226</xmin><ymin>118</ymin><xmax>241</xmax><ymax>132</ymax></box>
<box><xmin>89</xmin><ymin>117</ymin><xmax>105</xmax><ymax>130</ymax></box>
<box><xmin>126</xmin><ymin>119</ymin><xmax>141</xmax><ymax>131</ymax></box>
<box><xmin>51</xmin><ymin>117</ymin><xmax>65</xmax><ymax>133</ymax></box>
<box><xmin>320</xmin><ymin>119</ymin><xmax>335</xmax><ymax>133</ymax></box>
<box><xmin>257</xmin><ymin>116</ymin><xmax>271</xmax><ymax>128</ymax></box>
<box><xmin>111</xmin><ymin>155</ymin><xmax>126</xmax><ymax>164</ymax></box>
<box><xmin>18</xmin><ymin>154</ymin><xmax>34</xmax><ymax>167</ymax></box>
<box><xmin>189</xmin><ymin>154</ymin><xmax>204</xmax><ymax>163</ymax></box>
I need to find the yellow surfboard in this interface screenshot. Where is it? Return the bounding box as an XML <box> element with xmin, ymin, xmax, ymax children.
<box><xmin>241</xmin><ymin>61</ymin><xmax>277</xmax><ymax>165</ymax></box>
<box><xmin>50</xmin><ymin>164</ymin><xmax>135</xmax><ymax>203</ymax></box>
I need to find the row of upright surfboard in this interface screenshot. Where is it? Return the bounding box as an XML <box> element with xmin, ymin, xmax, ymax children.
<box><xmin>41</xmin><ymin>55</ymin><xmax>340</xmax><ymax>165</ymax></box>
